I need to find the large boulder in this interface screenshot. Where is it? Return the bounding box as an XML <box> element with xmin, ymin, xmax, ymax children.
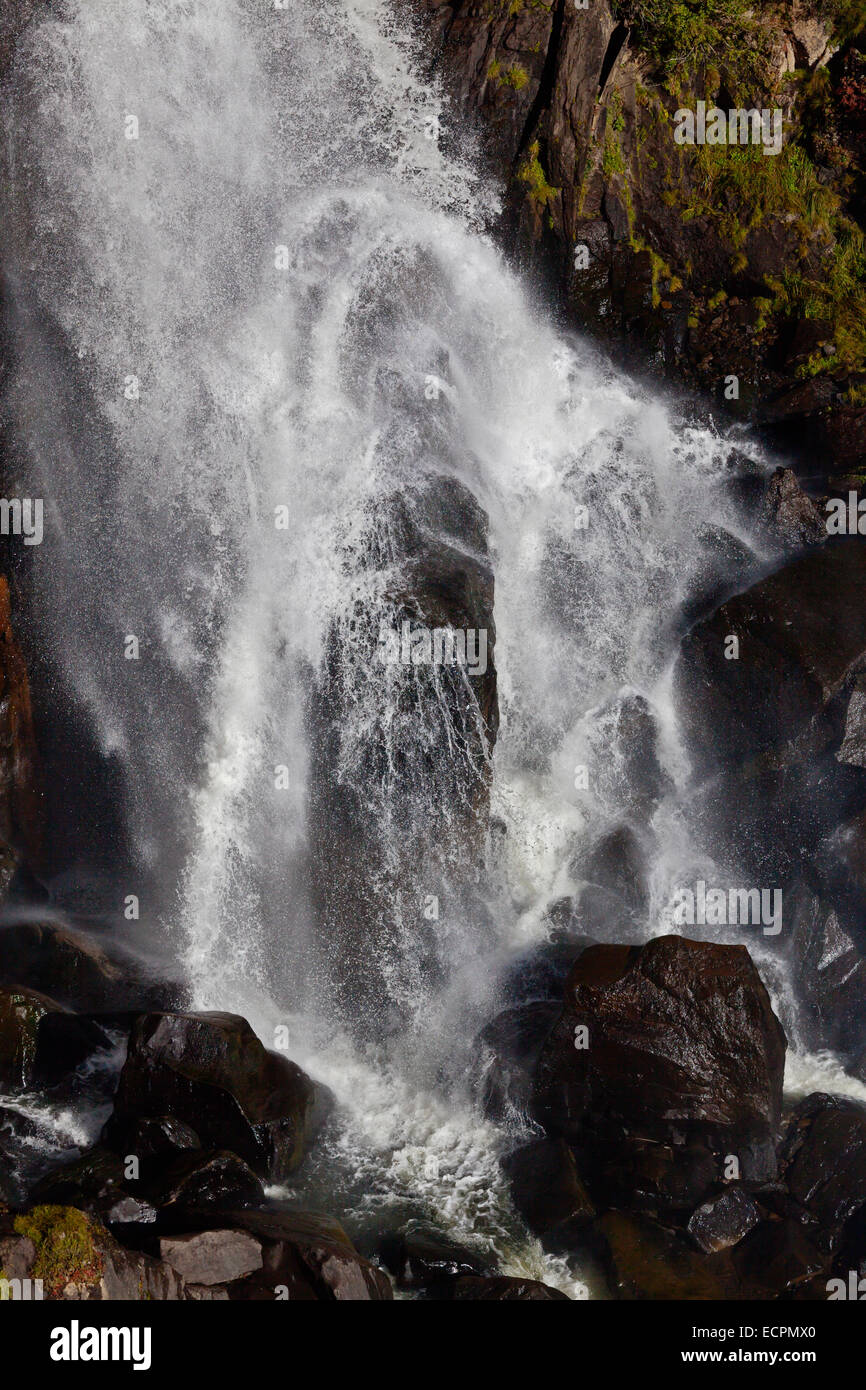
<box><xmin>31</xmin><ymin>1142</ymin><xmax>266</xmax><ymax>1223</ymax></box>
<box><xmin>30</xmin><ymin>1147</ymin><xmax>161</xmax><ymax>1225</ymax></box>
<box><xmin>473</xmin><ymin>1000</ymin><xmax>561</xmax><ymax>1122</ymax></box>
<box><xmin>501</xmin><ymin>1137</ymin><xmax>595</xmax><ymax>1247</ymax></box>
<box><xmin>112</xmin><ymin>1012</ymin><xmax>322</xmax><ymax>1182</ymax></box>
<box><xmin>533</xmin><ymin>936</ymin><xmax>786</xmax><ymax>1209</ymax></box>
<box><xmin>788</xmin><ymin>883</ymin><xmax>866</xmax><ymax>1054</ymax></box>
<box><xmin>675</xmin><ymin>540</ymin><xmax>866</xmax><ymax>885</ymax></box>
<box><xmin>780</xmin><ymin>1094</ymin><xmax>866</xmax><ymax>1254</ymax></box>
<box><xmin>159</xmin><ymin>1229</ymin><xmax>263</xmax><ymax>1286</ymax></box>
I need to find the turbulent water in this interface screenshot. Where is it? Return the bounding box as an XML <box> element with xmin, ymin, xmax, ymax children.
<box><xmin>2</xmin><ymin>0</ymin><xmax>862</xmax><ymax>1294</ymax></box>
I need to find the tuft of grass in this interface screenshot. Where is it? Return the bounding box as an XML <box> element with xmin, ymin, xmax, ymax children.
<box><xmin>503</xmin><ymin>64</ymin><xmax>529</xmax><ymax>90</ymax></box>
<box><xmin>488</xmin><ymin>59</ymin><xmax>529</xmax><ymax>91</ymax></box>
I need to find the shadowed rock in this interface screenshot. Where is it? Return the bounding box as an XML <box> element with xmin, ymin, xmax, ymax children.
<box><xmin>533</xmin><ymin>936</ymin><xmax>786</xmax><ymax>1209</ymax></box>
<box><xmin>112</xmin><ymin>1012</ymin><xmax>322</xmax><ymax>1182</ymax></box>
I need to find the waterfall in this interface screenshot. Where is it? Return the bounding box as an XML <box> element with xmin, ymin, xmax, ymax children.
<box><xmin>4</xmin><ymin>0</ymin><xmax>860</xmax><ymax>1291</ymax></box>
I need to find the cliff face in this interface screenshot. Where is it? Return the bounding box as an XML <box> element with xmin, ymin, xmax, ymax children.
<box><xmin>420</xmin><ymin>0</ymin><xmax>866</xmax><ymax>479</ymax></box>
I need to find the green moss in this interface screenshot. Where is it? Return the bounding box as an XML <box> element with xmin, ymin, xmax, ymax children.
<box><xmin>518</xmin><ymin>140</ymin><xmax>559</xmax><ymax>207</ymax></box>
<box><xmin>603</xmin><ymin>130</ymin><xmax>626</xmax><ymax>178</ymax></box>
<box><xmin>14</xmin><ymin>1206</ymin><xmax>104</xmax><ymax>1298</ymax></box>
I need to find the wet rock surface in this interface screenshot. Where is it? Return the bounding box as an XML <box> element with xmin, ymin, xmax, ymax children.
<box><xmin>113</xmin><ymin>1012</ymin><xmax>321</xmax><ymax>1182</ymax></box>
<box><xmin>532</xmin><ymin>936</ymin><xmax>786</xmax><ymax>1196</ymax></box>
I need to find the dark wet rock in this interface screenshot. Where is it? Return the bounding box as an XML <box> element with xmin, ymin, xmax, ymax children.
<box><xmin>382</xmin><ymin>1219</ymin><xmax>491</xmax><ymax>1290</ymax></box>
<box><xmin>101</xmin><ymin>1113</ymin><xmax>202</xmax><ymax>1162</ymax></box>
<box><xmin>0</xmin><ymin>577</ymin><xmax>40</xmax><ymax>880</ymax></box>
<box><xmin>532</xmin><ymin>936</ymin><xmax>786</xmax><ymax>1210</ymax></box>
<box><xmin>780</xmin><ymin>1094</ymin><xmax>866</xmax><ymax>1249</ymax></box>
<box><xmin>826</xmin><ymin>407</ymin><xmax>866</xmax><ymax>479</ymax></box>
<box><xmin>0</xmin><ymin>985</ymin><xmax>108</xmax><ymax>1089</ymax></box>
<box><xmin>113</xmin><ymin>1012</ymin><xmax>320</xmax><ymax>1181</ymax></box>
<box><xmin>602</xmin><ymin>1136</ymin><xmax>720</xmax><ymax>1216</ymax></box>
<box><xmin>496</xmin><ymin>937</ymin><xmax>590</xmax><ymax>1005</ymax></box>
<box><xmin>473</xmin><ymin>999</ymin><xmax>561</xmax><ymax>1121</ymax></box>
<box><xmin>146</xmin><ymin>1150</ymin><xmax>265</xmax><ymax>1215</ymax></box>
<box><xmin>29</xmin><ymin>1146</ymin><xmax>159</xmax><ymax>1225</ymax></box>
<box><xmin>453</xmin><ymin>1275</ymin><xmax>570</xmax><ymax>1301</ymax></box>
<box><xmin>732</xmin><ymin>1218</ymin><xmax>828</xmax><ymax>1298</ymax></box>
<box><xmin>759</xmin><ymin>468</ymin><xmax>827</xmax><ymax>549</ymax></box>
<box><xmin>838</xmin><ymin>678</ymin><xmax>866</xmax><ymax>767</ymax></box>
<box><xmin>682</xmin><ymin>525</ymin><xmax>760</xmax><ymax>629</ymax></box>
<box><xmin>788</xmin><ymin>883</ymin><xmax>866</xmax><ymax>1053</ymax></box>
<box><xmin>501</xmin><ymin>1137</ymin><xmax>595</xmax><ymax>1247</ymax></box>
<box><xmin>219</xmin><ymin>1209</ymin><xmax>393</xmax><ymax>1301</ymax></box>
<box><xmin>0</xmin><ymin>920</ymin><xmax>180</xmax><ymax>1013</ymax></box>
<box><xmin>687</xmin><ymin>1187</ymin><xmax>762</xmax><ymax>1254</ymax></box>
<box><xmin>159</xmin><ymin>1228</ymin><xmax>263</xmax><ymax>1286</ymax></box>
<box><xmin>600</xmin><ymin>1210</ymin><xmax>737</xmax><ymax>1300</ymax></box>
<box><xmin>677</xmin><ymin>541</ymin><xmax>866</xmax><ymax>782</ymax></box>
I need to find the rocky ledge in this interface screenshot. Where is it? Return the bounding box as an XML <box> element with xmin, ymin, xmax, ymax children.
<box><xmin>418</xmin><ymin>0</ymin><xmax>866</xmax><ymax>480</ymax></box>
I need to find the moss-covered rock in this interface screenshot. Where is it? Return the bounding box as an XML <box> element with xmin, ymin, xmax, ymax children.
<box><xmin>13</xmin><ymin>1205</ymin><xmax>103</xmax><ymax>1298</ymax></box>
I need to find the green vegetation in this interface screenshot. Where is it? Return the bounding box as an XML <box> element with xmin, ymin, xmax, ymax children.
<box><xmin>613</xmin><ymin>0</ymin><xmax>771</xmax><ymax>88</ymax></box>
<box><xmin>823</xmin><ymin>0</ymin><xmax>866</xmax><ymax>43</ymax></box>
<box><xmin>670</xmin><ymin>133</ymin><xmax>866</xmax><ymax>372</ymax></box>
<box><xmin>14</xmin><ymin>1206</ymin><xmax>104</xmax><ymax>1298</ymax></box>
<box><xmin>488</xmin><ymin>59</ymin><xmax>529</xmax><ymax>90</ymax></box>
<box><xmin>767</xmin><ymin>219</ymin><xmax>866</xmax><ymax>375</ymax></box>
<box><xmin>518</xmin><ymin>140</ymin><xmax>559</xmax><ymax>207</ymax></box>
<box><xmin>686</xmin><ymin>141</ymin><xmax>838</xmax><ymax>234</ymax></box>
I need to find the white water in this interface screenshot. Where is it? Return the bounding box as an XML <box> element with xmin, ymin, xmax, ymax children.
<box><xmin>4</xmin><ymin>0</ymin><xmax>864</xmax><ymax>1295</ymax></box>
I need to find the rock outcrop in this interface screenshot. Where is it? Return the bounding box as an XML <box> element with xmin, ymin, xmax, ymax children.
<box><xmin>419</xmin><ymin>0</ymin><xmax>866</xmax><ymax>477</ymax></box>
<box><xmin>112</xmin><ymin>1012</ymin><xmax>323</xmax><ymax>1182</ymax></box>
<box><xmin>532</xmin><ymin>936</ymin><xmax>786</xmax><ymax>1209</ymax></box>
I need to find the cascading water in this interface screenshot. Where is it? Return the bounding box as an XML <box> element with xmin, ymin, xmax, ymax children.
<box><xmin>3</xmin><ymin>0</ymin><xmax>864</xmax><ymax>1295</ymax></box>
